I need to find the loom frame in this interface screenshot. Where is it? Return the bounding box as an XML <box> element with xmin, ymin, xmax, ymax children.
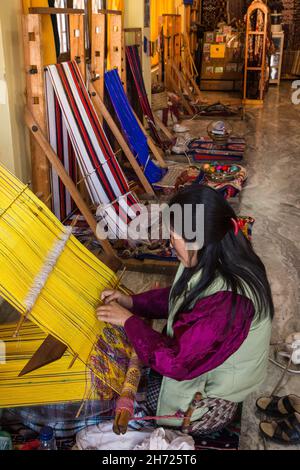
<box><xmin>23</xmin><ymin>9</ymin><xmax>178</xmax><ymax>276</ymax></box>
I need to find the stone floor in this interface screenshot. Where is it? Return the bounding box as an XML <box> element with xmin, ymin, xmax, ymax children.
<box><xmin>1</xmin><ymin>82</ymin><xmax>299</xmax><ymax>449</ymax></box>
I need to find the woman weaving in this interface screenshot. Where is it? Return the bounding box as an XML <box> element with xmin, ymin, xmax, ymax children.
<box><xmin>97</xmin><ymin>186</ymin><xmax>273</xmax><ymax>435</ymax></box>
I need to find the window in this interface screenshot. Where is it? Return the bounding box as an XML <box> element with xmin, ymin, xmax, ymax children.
<box><xmin>55</xmin><ymin>0</ymin><xmax>69</xmax><ymax>54</ymax></box>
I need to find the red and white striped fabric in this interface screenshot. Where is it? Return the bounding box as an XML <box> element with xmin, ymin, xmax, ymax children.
<box><xmin>45</xmin><ymin>61</ymin><xmax>140</xmax><ymax>238</ymax></box>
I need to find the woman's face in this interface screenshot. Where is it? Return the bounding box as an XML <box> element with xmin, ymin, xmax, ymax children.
<box><xmin>170</xmin><ymin>231</ymin><xmax>198</xmax><ymax>268</ymax></box>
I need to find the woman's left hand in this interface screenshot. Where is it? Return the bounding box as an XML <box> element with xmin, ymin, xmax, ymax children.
<box><xmin>96</xmin><ymin>301</ymin><xmax>133</xmax><ymax>327</ymax></box>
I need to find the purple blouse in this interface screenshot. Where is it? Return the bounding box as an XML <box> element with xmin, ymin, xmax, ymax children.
<box><xmin>124</xmin><ymin>288</ymin><xmax>255</xmax><ymax>382</ymax></box>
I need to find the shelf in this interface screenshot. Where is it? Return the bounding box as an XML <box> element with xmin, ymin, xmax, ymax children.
<box><xmin>249</xmin><ymin>31</ymin><xmax>265</xmax><ymax>35</ymax></box>
<box><xmin>247</xmin><ymin>67</ymin><xmax>263</xmax><ymax>71</ymax></box>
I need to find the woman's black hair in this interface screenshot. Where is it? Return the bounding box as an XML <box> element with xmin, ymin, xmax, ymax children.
<box><xmin>168</xmin><ymin>185</ymin><xmax>274</xmax><ymax>320</ymax></box>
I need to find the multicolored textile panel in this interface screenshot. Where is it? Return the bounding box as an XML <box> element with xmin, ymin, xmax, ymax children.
<box><xmin>45</xmin><ymin>61</ymin><xmax>140</xmax><ymax>237</ymax></box>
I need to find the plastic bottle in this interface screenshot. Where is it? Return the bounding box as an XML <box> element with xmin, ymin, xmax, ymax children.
<box><xmin>0</xmin><ymin>431</ymin><xmax>13</xmax><ymax>450</ymax></box>
<box><xmin>38</xmin><ymin>426</ymin><xmax>57</xmax><ymax>451</ymax></box>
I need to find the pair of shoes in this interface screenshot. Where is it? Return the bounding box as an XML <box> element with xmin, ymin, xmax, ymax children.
<box><xmin>256</xmin><ymin>395</ymin><xmax>300</xmax><ymax>418</ymax></box>
<box><xmin>259</xmin><ymin>413</ymin><xmax>300</xmax><ymax>444</ymax></box>
<box><xmin>256</xmin><ymin>395</ymin><xmax>300</xmax><ymax>444</ymax></box>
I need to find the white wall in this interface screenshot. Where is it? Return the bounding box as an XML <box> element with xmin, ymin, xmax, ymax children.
<box><xmin>0</xmin><ymin>2</ymin><xmax>30</xmax><ymax>182</ymax></box>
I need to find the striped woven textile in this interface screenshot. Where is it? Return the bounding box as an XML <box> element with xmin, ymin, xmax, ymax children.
<box><xmin>45</xmin><ymin>61</ymin><xmax>140</xmax><ymax>238</ymax></box>
<box><xmin>126</xmin><ymin>45</ymin><xmax>170</xmax><ymax>149</ymax></box>
<box><xmin>105</xmin><ymin>69</ymin><xmax>164</xmax><ymax>185</ymax></box>
<box><xmin>45</xmin><ymin>78</ymin><xmax>77</xmax><ymax>221</ymax></box>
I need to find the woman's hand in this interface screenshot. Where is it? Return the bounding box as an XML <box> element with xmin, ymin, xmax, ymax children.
<box><xmin>101</xmin><ymin>289</ymin><xmax>133</xmax><ymax>310</ymax></box>
<box><xmin>96</xmin><ymin>302</ymin><xmax>133</xmax><ymax>327</ymax></box>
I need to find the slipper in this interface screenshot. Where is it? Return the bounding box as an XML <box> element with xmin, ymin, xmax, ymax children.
<box><xmin>260</xmin><ymin>413</ymin><xmax>300</xmax><ymax>445</ymax></box>
<box><xmin>256</xmin><ymin>395</ymin><xmax>300</xmax><ymax>419</ymax></box>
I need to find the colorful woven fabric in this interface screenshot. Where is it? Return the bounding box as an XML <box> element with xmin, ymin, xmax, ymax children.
<box><xmin>105</xmin><ymin>69</ymin><xmax>164</xmax><ymax>184</ymax></box>
<box><xmin>45</xmin><ymin>61</ymin><xmax>140</xmax><ymax>237</ymax></box>
<box><xmin>46</xmin><ymin>80</ymin><xmax>77</xmax><ymax>221</ymax></box>
<box><xmin>187</xmin><ymin>137</ymin><xmax>245</xmax><ymax>162</ymax></box>
<box><xmin>126</xmin><ymin>45</ymin><xmax>170</xmax><ymax>149</ymax></box>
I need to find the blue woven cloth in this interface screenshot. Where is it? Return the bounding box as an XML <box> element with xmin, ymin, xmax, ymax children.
<box><xmin>105</xmin><ymin>70</ymin><xmax>164</xmax><ymax>184</ymax></box>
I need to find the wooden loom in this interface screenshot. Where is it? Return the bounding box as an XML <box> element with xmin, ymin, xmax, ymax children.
<box><xmin>160</xmin><ymin>13</ymin><xmax>204</xmax><ymax>116</ymax></box>
<box><xmin>20</xmin><ymin>7</ymin><xmax>177</xmax><ymax>399</ymax></box>
<box><xmin>0</xmin><ymin>164</ymin><xmax>143</xmax><ymax>433</ymax></box>
<box><xmin>23</xmin><ymin>8</ymin><xmax>177</xmax><ymax>275</ymax></box>
<box><xmin>123</xmin><ymin>28</ymin><xmax>173</xmax><ymax>150</ymax></box>
<box><xmin>89</xmin><ymin>12</ymin><xmax>167</xmax><ymax>171</ymax></box>
<box><xmin>89</xmin><ymin>5</ymin><xmax>169</xmax><ymax>177</ymax></box>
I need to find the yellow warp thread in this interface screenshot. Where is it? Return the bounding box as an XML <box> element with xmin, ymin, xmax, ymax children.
<box><xmin>0</xmin><ymin>164</ymin><xmax>131</xmax><ymax>394</ymax></box>
<box><xmin>0</xmin><ymin>322</ymin><xmax>98</xmax><ymax>408</ymax></box>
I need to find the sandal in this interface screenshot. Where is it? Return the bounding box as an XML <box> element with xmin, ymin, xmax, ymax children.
<box><xmin>260</xmin><ymin>413</ymin><xmax>300</xmax><ymax>445</ymax></box>
<box><xmin>256</xmin><ymin>395</ymin><xmax>300</xmax><ymax>418</ymax></box>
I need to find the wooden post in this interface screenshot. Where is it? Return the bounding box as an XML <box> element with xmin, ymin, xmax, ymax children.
<box><xmin>107</xmin><ymin>10</ymin><xmax>127</xmax><ymax>91</ymax></box>
<box><xmin>22</xmin><ymin>14</ymin><xmax>51</xmax><ymax>207</ymax></box>
<box><xmin>174</xmin><ymin>15</ymin><xmax>181</xmax><ymax>70</ymax></box>
<box><xmin>91</xmin><ymin>11</ymin><xmax>106</xmax><ymax>102</ymax></box>
<box><xmin>163</xmin><ymin>14</ymin><xmax>183</xmax><ymax>92</ymax></box>
<box><xmin>69</xmin><ymin>13</ymin><xmax>86</xmax><ymax>81</ymax></box>
<box><xmin>89</xmin><ymin>84</ymin><xmax>156</xmax><ymax>196</ymax></box>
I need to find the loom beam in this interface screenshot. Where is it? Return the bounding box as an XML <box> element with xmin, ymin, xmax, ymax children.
<box><xmin>19</xmin><ymin>335</ymin><xmax>67</xmax><ymax>377</ymax></box>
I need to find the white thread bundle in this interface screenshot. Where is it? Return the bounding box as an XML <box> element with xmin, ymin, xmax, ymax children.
<box><xmin>24</xmin><ymin>226</ymin><xmax>73</xmax><ymax>313</ymax></box>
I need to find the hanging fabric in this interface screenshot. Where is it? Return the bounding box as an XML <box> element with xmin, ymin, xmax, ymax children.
<box><xmin>45</xmin><ymin>61</ymin><xmax>140</xmax><ymax>237</ymax></box>
<box><xmin>126</xmin><ymin>45</ymin><xmax>171</xmax><ymax>150</ymax></box>
<box><xmin>105</xmin><ymin>69</ymin><xmax>164</xmax><ymax>185</ymax></box>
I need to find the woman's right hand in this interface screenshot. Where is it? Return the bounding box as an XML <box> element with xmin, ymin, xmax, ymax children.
<box><xmin>100</xmin><ymin>289</ymin><xmax>133</xmax><ymax>310</ymax></box>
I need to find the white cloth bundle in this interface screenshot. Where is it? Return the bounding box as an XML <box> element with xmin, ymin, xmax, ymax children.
<box><xmin>76</xmin><ymin>422</ymin><xmax>195</xmax><ymax>451</ymax></box>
